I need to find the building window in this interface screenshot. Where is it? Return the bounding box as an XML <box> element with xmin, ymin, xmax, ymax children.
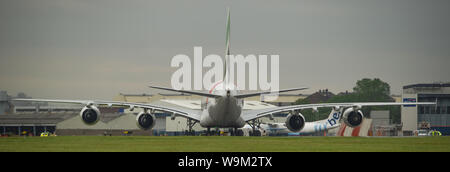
<box><xmin>419</xmin><ymin>106</ymin><xmax>424</xmax><ymax>114</ymax></box>
<box><xmin>447</xmin><ymin>106</ymin><xmax>450</xmax><ymax>114</ymax></box>
<box><xmin>436</xmin><ymin>106</ymin><xmax>441</xmax><ymax>114</ymax></box>
<box><xmin>424</xmin><ymin>106</ymin><xmax>430</xmax><ymax>114</ymax></box>
<box><xmin>430</xmin><ymin>107</ymin><xmax>436</xmax><ymax>114</ymax></box>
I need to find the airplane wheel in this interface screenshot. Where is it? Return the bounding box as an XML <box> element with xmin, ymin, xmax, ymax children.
<box><xmin>206</xmin><ymin>128</ymin><xmax>211</xmax><ymax>136</ymax></box>
<box><xmin>235</xmin><ymin>129</ymin><xmax>244</xmax><ymax>136</ymax></box>
<box><xmin>253</xmin><ymin>130</ymin><xmax>261</xmax><ymax>136</ymax></box>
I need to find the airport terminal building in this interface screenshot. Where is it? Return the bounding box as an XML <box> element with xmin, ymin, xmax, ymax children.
<box><xmin>402</xmin><ymin>83</ymin><xmax>450</xmax><ymax>135</ymax></box>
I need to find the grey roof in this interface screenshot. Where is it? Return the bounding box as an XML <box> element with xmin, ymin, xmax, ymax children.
<box><xmin>0</xmin><ymin>113</ymin><xmax>126</xmax><ymax>125</ymax></box>
<box><xmin>120</xmin><ymin>93</ymin><xmax>153</xmax><ymax>96</ymax></box>
<box><xmin>0</xmin><ymin>113</ymin><xmax>76</xmax><ymax>125</ymax></box>
<box><xmin>404</xmin><ymin>83</ymin><xmax>450</xmax><ymax>89</ymax></box>
<box><xmin>158</xmin><ymin>93</ymin><xmax>191</xmax><ymax>96</ymax></box>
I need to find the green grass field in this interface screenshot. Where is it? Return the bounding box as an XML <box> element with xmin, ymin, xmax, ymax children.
<box><xmin>1</xmin><ymin>136</ymin><xmax>449</xmax><ymax>152</ymax></box>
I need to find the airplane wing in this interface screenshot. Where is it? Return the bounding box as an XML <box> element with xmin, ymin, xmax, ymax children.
<box><xmin>12</xmin><ymin>98</ymin><xmax>202</xmax><ymax>121</ymax></box>
<box><xmin>241</xmin><ymin>102</ymin><xmax>435</xmax><ymax>122</ymax></box>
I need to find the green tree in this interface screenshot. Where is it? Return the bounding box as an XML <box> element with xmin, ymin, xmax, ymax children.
<box><xmin>294</xmin><ymin>98</ymin><xmax>331</xmax><ymax>122</ymax></box>
<box><xmin>326</xmin><ymin>92</ymin><xmax>362</xmax><ymax>103</ymax></box>
<box><xmin>353</xmin><ymin>78</ymin><xmax>391</xmax><ymax>102</ymax></box>
<box><xmin>351</xmin><ymin>78</ymin><xmax>396</xmax><ymax>120</ymax></box>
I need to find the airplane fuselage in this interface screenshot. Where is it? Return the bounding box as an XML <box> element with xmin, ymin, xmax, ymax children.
<box><xmin>247</xmin><ymin>109</ymin><xmax>342</xmax><ymax>135</ymax></box>
<box><xmin>199</xmin><ymin>82</ymin><xmax>246</xmax><ymax>128</ymax></box>
<box><xmin>250</xmin><ymin>121</ymin><xmax>342</xmax><ymax>136</ymax></box>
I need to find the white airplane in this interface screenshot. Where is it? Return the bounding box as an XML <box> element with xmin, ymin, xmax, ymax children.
<box><xmin>242</xmin><ymin>108</ymin><xmax>344</xmax><ymax>136</ymax></box>
<box><xmin>13</xmin><ymin>10</ymin><xmax>434</xmax><ymax>136</ymax></box>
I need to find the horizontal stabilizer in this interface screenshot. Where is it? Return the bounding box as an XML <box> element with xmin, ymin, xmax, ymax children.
<box><xmin>234</xmin><ymin>87</ymin><xmax>308</xmax><ymax>99</ymax></box>
<box><xmin>148</xmin><ymin>85</ymin><xmax>221</xmax><ymax>98</ymax></box>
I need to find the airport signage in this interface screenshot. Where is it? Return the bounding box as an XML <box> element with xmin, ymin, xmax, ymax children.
<box><xmin>403</xmin><ymin>98</ymin><xmax>417</xmax><ymax>107</ymax></box>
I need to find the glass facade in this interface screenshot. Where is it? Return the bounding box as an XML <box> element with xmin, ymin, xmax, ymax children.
<box><xmin>418</xmin><ymin>94</ymin><xmax>450</xmax><ymax>135</ymax></box>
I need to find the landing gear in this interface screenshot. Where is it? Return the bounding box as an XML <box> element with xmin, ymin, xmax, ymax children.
<box><xmin>186</xmin><ymin>119</ymin><xmax>197</xmax><ymax>136</ymax></box>
<box><xmin>247</xmin><ymin>119</ymin><xmax>262</xmax><ymax>136</ymax></box>
<box><xmin>235</xmin><ymin>129</ymin><xmax>244</xmax><ymax>136</ymax></box>
<box><xmin>206</xmin><ymin>127</ymin><xmax>219</xmax><ymax>136</ymax></box>
<box><xmin>229</xmin><ymin>128</ymin><xmax>234</xmax><ymax>136</ymax></box>
<box><xmin>205</xmin><ymin>127</ymin><xmax>244</xmax><ymax>136</ymax></box>
<box><xmin>230</xmin><ymin>128</ymin><xmax>244</xmax><ymax>136</ymax></box>
<box><xmin>249</xmin><ymin>130</ymin><xmax>261</xmax><ymax>136</ymax></box>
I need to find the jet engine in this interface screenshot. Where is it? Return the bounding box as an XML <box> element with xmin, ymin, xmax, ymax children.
<box><xmin>136</xmin><ymin>111</ymin><xmax>156</xmax><ymax>130</ymax></box>
<box><xmin>342</xmin><ymin>108</ymin><xmax>364</xmax><ymax>128</ymax></box>
<box><xmin>80</xmin><ymin>106</ymin><xmax>101</xmax><ymax>125</ymax></box>
<box><xmin>285</xmin><ymin>113</ymin><xmax>305</xmax><ymax>132</ymax></box>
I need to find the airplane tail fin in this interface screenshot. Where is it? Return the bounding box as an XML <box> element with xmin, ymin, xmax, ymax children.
<box><xmin>326</xmin><ymin>108</ymin><xmax>342</xmax><ymax>127</ymax></box>
<box><xmin>223</xmin><ymin>8</ymin><xmax>231</xmax><ymax>88</ymax></box>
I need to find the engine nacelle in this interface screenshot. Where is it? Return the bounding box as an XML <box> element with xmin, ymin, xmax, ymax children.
<box><xmin>285</xmin><ymin>113</ymin><xmax>305</xmax><ymax>132</ymax></box>
<box><xmin>342</xmin><ymin>108</ymin><xmax>364</xmax><ymax>128</ymax></box>
<box><xmin>80</xmin><ymin>106</ymin><xmax>101</xmax><ymax>125</ymax></box>
<box><xmin>136</xmin><ymin>111</ymin><xmax>156</xmax><ymax>130</ymax></box>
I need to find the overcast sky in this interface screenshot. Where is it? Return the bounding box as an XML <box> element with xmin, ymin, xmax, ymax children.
<box><xmin>1</xmin><ymin>0</ymin><xmax>449</xmax><ymax>100</ymax></box>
